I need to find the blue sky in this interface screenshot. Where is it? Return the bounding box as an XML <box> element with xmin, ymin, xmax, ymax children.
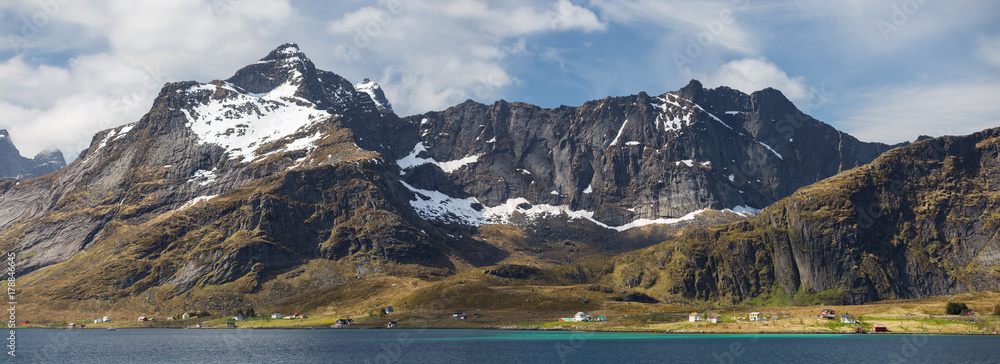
<box><xmin>1</xmin><ymin>0</ymin><xmax>998</xmax><ymax>159</ymax></box>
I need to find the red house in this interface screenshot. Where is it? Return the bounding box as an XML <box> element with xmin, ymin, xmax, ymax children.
<box><xmin>873</xmin><ymin>323</ymin><xmax>888</xmax><ymax>332</ymax></box>
<box><xmin>820</xmin><ymin>309</ymin><xmax>836</xmax><ymax>320</ymax></box>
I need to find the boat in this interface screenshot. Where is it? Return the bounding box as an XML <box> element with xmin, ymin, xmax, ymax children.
<box><xmin>106</xmin><ymin>327</ymin><xmax>116</xmax><ymax>331</ymax></box>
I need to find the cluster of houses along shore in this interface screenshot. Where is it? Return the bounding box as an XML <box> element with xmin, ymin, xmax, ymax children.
<box><xmin>687</xmin><ymin>311</ymin><xmax>792</xmax><ymax>323</ymax></box>
<box><xmin>559</xmin><ymin>312</ymin><xmax>607</xmax><ymax>322</ymax></box>
<box><xmin>683</xmin><ymin>309</ymin><xmax>893</xmax><ymax>333</ymax></box>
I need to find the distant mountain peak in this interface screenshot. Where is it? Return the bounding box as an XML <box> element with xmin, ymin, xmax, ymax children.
<box><xmin>677</xmin><ymin>79</ymin><xmax>704</xmax><ymax>99</ymax></box>
<box><xmin>355</xmin><ymin>78</ymin><xmax>393</xmax><ymax>112</ymax></box>
<box><xmin>258</xmin><ymin>42</ymin><xmax>308</xmax><ymax>63</ymax></box>
<box><xmin>224</xmin><ymin>43</ymin><xmax>319</xmax><ymax>98</ymax></box>
<box><xmin>0</xmin><ymin>129</ymin><xmax>65</xmax><ymax>179</ymax></box>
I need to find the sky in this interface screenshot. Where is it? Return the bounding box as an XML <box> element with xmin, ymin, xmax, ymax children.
<box><xmin>1</xmin><ymin>0</ymin><xmax>998</xmax><ymax>160</ymax></box>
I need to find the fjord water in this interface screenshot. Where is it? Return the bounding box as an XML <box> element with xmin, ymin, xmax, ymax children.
<box><xmin>17</xmin><ymin>329</ymin><xmax>999</xmax><ymax>363</ymax></box>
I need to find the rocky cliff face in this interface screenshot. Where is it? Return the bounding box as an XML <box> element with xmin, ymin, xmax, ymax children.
<box><xmin>0</xmin><ymin>129</ymin><xmax>65</xmax><ymax>179</ymax></box>
<box><xmin>604</xmin><ymin>128</ymin><xmax>1000</xmax><ymax>304</ymax></box>
<box><xmin>400</xmin><ymin>80</ymin><xmax>897</xmax><ymax>228</ymax></box>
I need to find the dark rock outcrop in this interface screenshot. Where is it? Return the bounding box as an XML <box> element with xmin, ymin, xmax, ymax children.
<box><xmin>402</xmin><ymin>80</ymin><xmax>899</xmax><ymax>226</ymax></box>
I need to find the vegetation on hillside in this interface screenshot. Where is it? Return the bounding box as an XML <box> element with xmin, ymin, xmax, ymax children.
<box><xmin>945</xmin><ymin>302</ymin><xmax>969</xmax><ymax>315</ymax></box>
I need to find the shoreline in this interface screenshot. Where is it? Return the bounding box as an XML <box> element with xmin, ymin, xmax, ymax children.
<box><xmin>18</xmin><ymin>324</ymin><xmax>1000</xmax><ymax>336</ymax></box>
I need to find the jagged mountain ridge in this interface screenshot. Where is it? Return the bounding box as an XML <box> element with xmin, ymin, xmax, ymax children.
<box><xmin>0</xmin><ymin>129</ymin><xmax>65</xmax><ymax>179</ymax></box>
<box><xmin>399</xmin><ymin>80</ymin><xmax>898</xmax><ymax>228</ymax></box>
<box><xmin>0</xmin><ymin>44</ymin><xmax>910</xmax><ymax>309</ymax></box>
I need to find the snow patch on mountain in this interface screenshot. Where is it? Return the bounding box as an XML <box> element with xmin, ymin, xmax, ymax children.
<box><xmin>187</xmin><ymin>169</ymin><xmax>217</xmax><ymax>186</ymax></box>
<box><xmin>757</xmin><ymin>141</ymin><xmax>784</xmax><ymax>160</ymax></box>
<box><xmin>180</xmin><ymin>82</ymin><xmax>330</xmax><ymax>162</ymax></box>
<box><xmin>397</xmin><ymin>143</ymin><xmax>481</xmax><ymax>173</ymax></box>
<box><xmin>400</xmin><ymin>181</ymin><xmax>488</xmax><ymax>226</ymax></box>
<box><xmin>609</xmin><ymin>209</ymin><xmax>706</xmax><ymax>231</ymax></box>
<box><xmin>725</xmin><ymin>205</ymin><xmax>762</xmax><ymax>216</ymax></box>
<box><xmin>674</xmin><ymin>160</ymin><xmax>711</xmax><ymax>167</ymax></box>
<box><xmin>401</xmin><ymin>182</ymin><xmax>715</xmax><ymax>232</ymax></box>
<box><xmin>609</xmin><ymin>118</ymin><xmax>629</xmax><ymax>146</ymax></box>
<box><xmin>692</xmin><ymin>103</ymin><xmax>732</xmax><ymax>130</ymax></box>
<box><xmin>652</xmin><ymin>96</ymin><xmax>694</xmax><ymax>131</ymax></box>
<box><xmin>175</xmin><ymin>195</ymin><xmax>218</xmax><ymax>211</ymax></box>
<box><xmin>113</xmin><ymin>122</ymin><xmax>136</xmax><ymax>141</ymax></box>
<box><xmin>85</xmin><ymin>122</ymin><xmax>140</xmax><ymax>162</ymax></box>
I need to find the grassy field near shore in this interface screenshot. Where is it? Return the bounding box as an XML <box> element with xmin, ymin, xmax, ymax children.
<box><xmin>20</xmin><ymin>290</ymin><xmax>1000</xmax><ymax>335</ymax></box>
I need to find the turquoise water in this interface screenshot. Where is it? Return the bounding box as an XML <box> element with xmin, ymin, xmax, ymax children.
<box><xmin>12</xmin><ymin>328</ymin><xmax>999</xmax><ymax>363</ymax></box>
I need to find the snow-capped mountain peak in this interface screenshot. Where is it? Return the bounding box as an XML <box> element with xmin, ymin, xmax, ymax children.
<box><xmin>354</xmin><ymin>78</ymin><xmax>393</xmax><ymax>112</ymax></box>
<box><xmin>170</xmin><ymin>44</ymin><xmax>380</xmax><ymax>164</ymax></box>
<box><xmin>224</xmin><ymin>43</ymin><xmax>316</xmax><ymax>97</ymax></box>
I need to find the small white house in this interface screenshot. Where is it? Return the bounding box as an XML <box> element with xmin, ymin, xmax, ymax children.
<box><xmin>94</xmin><ymin>319</ymin><xmax>102</xmax><ymax>324</ymax></box>
<box><xmin>384</xmin><ymin>306</ymin><xmax>394</xmax><ymax>314</ymax></box>
<box><xmin>749</xmin><ymin>312</ymin><xmax>762</xmax><ymax>322</ymax></box>
<box><xmin>271</xmin><ymin>313</ymin><xmax>283</xmax><ymax>319</ymax></box>
<box><xmin>689</xmin><ymin>312</ymin><xmax>703</xmax><ymax>322</ymax></box>
<box><xmin>233</xmin><ymin>313</ymin><xmax>244</xmax><ymax>321</ymax></box>
<box><xmin>573</xmin><ymin>312</ymin><xmax>591</xmax><ymax>322</ymax></box>
<box><xmin>181</xmin><ymin>313</ymin><xmax>191</xmax><ymax>320</ymax></box>
<box><xmin>707</xmin><ymin>315</ymin><xmax>722</xmax><ymax>324</ymax></box>
<box><xmin>841</xmin><ymin>313</ymin><xmax>858</xmax><ymax>324</ymax></box>
<box><xmin>103</xmin><ymin>316</ymin><xmax>111</xmax><ymax>323</ymax></box>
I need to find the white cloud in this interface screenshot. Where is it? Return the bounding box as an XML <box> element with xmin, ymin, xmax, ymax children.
<box><xmin>835</xmin><ymin>81</ymin><xmax>1000</xmax><ymax>144</ymax></box>
<box><xmin>326</xmin><ymin>0</ymin><xmax>605</xmax><ymax>115</ymax></box>
<box><xmin>692</xmin><ymin>57</ymin><xmax>821</xmax><ymax>109</ymax></box>
<box><xmin>0</xmin><ymin>53</ymin><xmax>170</xmax><ymax>158</ymax></box>
<box><xmin>590</xmin><ymin>0</ymin><xmax>759</xmax><ymax>55</ymax></box>
<box><xmin>0</xmin><ymin>0</ymin><xmax>302</xmax><ymax>159</ymax></box>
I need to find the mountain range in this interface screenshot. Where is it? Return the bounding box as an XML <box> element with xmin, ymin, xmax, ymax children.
<box><xmin>1</xmin><ymin>44</ymin><xmax>995</xmax><ymax>315</ymax></box>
